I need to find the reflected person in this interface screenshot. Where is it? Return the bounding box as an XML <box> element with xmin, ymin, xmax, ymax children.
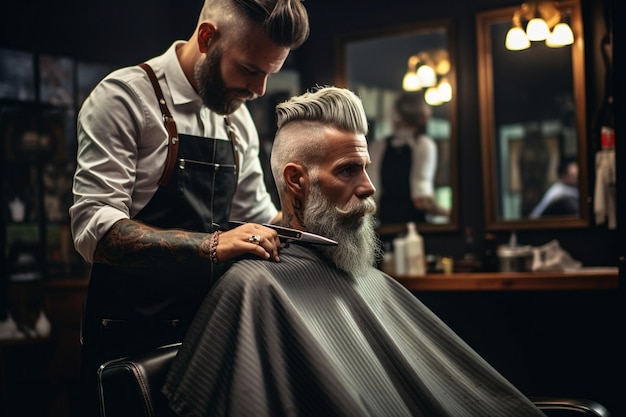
<box><xmin>529</xmin><ymin>157</ymin><xmax>579</xmax><ymax>218</ymax></box>
<box><xmin>368</xmin><ymin>90</ymin><xmax>449</xmax><ymax>225</ymax></box>
<box><xmin>163</xmin><ymin>86</ymin><xmax>545</xmax><ymax>417</ymax></box>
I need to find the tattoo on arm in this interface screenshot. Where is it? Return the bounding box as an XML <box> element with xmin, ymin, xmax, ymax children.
<box><xmin>93</xmin><ymin>219</ymin><xmax>212</xmax><ymax>266</ymax></box>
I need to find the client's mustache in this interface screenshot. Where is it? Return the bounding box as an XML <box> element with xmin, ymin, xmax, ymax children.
<box><xmin>335</xmin><ymin>197</ymin><xmax>377</xmax><ymax>217</ymax></box>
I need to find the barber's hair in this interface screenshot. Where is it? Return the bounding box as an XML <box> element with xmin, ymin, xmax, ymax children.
<box><xmin>395</xmin><ymin>91</ymin><xmax>432</xmax><ymax>128</ymax></box>
<box><xmin>199</xmin><ymin>0</ymin><xmax>309</xmax><ymax>48</ymax></box>
<box><xmin>271</xmin><ymin>86</ymin><xmax>369</xmax><ymax>192</ymax></box>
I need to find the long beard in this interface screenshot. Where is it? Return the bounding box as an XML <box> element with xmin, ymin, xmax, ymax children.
<box><xmin>303</xmin><ymin>185</ymin><xmax>382</xmax><ymax>277</ymax></box>
<box><xmin>194</xmin><ymin>47</ymin><xmax>244</xmax><ymax>115</ymax></box>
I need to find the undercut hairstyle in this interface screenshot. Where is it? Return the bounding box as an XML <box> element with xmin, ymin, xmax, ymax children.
<box><xmin>271</xmin><ymin>86</ymin><xmax>369</xmax><ymax>192</ymax></box>
<box><xmin>199</xmin><ymin>0</ymin><xmax>309</xmax><ymax>48</ymax></box>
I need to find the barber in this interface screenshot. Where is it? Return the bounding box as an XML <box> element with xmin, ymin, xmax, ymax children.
<box><xmin>69</xmin><ymin>0</ymin><xmax>309</xmax><ymax>414</ymax></box>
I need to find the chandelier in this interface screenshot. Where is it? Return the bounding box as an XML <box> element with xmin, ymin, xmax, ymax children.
<box><xmin>402</xmin><ymin>49</ymin><xmax>451</xmax><ymax>106</ymax></box>
<box><xmin>505</xmin><ymin>1</ymin><xmax>574</xmax><ymax>51</ymax></box>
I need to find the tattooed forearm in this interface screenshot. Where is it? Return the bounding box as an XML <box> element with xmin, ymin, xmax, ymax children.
<box><xmin>93</xmin><ymin>219</ymin><xmax>211</xmax><ymax>266</ymax></box>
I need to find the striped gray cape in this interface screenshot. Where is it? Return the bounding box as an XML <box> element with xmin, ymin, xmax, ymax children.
<box><xmin>163</xmin><ymin>244</ymin><xmax>544</xmax><ymax>417</ymax></box>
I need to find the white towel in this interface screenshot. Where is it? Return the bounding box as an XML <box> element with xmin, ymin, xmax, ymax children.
<box><xmin>531</xmin><ymin>239</ymin><xmax>582</xmax><ymax>272</ymax></box>
<box><xmin>594</xmin><ymin>149</ymin><xmax>616</xmax><ymax>229</ymax></box>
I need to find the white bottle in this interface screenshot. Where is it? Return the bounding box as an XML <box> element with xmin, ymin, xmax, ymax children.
<box><xmin>404</xmin><ymin>222</ymin><xmax>425</xmax><ymax>276</ymax></box>
<box><xmin>393</xmin><ymin>235</ymin><xmax>407</xmax><ymax>275</ymax></box>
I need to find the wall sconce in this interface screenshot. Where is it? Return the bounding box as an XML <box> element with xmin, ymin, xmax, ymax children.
<box><xmin>505</xmin><ymin>1</ymin><xmax>574</xmax><ymax>51</ymax></box>
<box><xmin>402</xmin><ymin>49</ymin><xmax>451</xmax><ymax>106</ymax></box>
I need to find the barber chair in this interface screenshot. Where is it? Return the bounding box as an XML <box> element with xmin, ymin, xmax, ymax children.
<box><xmin>97</xmin><ymin>343</ymin><xmax>611</xmax><ymax>417</ymax></box>
<box><xmin>528</xmin><ymin>397</ymin><xmax>611</xmax><ymax>417</ymax></box>
<box><xmin>97</xmin><ymin>343</ymin><xmax>180</xmax><ymax>417</ymax></box>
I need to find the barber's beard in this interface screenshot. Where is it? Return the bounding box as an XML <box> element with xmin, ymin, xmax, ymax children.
<box><xmin>303</xmin><ymin>184</ymin><xmax>382</xmax><ymax>277</ymax></box>
<box><xmin>194</xmin><ymin>46</ymin><xmax>249</xmax><ymax>115</ymax></box>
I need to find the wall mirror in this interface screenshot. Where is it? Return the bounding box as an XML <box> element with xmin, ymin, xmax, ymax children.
<box><xmin>477</xmin><ymin>0</ymin><xmax>589</xmax><ymax>231</ymax></box>
<box><xmin>336</xmin><ymin>20</ymin><xmax>458</xmax><ymax>234</ymax></box>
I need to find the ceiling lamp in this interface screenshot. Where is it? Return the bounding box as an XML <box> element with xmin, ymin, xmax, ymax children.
<box><xmin>402</xmin><ymin>50</ymin><xmax>452</xmax><ymax>106</ymax></box>
<box><xmin>546</xmin><ymin>22</ymin><xmax>575</xmax><ymax>47</ymax></box>
<box><xmin>505</xmin><ymin>1</ymin><xmax>574</xmax><ymax>51</ymax></box>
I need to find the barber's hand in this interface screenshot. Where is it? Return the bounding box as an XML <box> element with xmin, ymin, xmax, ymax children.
<box><xmin>216</xmin><ymin>223</ymin><xmax>281</xmax><ymax>263</ymax></box>
<box><xmin>414</xmin><ymin>196</ymin><xmax>450</xmax><ymax>217</ymax></box>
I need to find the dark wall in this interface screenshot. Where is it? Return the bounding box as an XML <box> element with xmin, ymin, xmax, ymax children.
<box><xmin>0</xmin><ymin>0</ymin><xmax>200</xmax><ymax>67</ymax></box>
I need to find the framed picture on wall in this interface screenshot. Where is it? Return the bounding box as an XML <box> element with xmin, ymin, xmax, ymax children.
<box><xmin>39</xmin><ymin>54</ymin><xmax>75</xmax><ymax>108</ymax></box>
<box><xmin>0</xmin><ymin>48</ymin><xmax>35</xmax><ymax>101</ymax></box>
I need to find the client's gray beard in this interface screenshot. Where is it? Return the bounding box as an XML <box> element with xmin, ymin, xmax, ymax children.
<box><xmin>303</xmin><ymin>185</ymin><xmax>382</xmax><ymax>277</ymax></box>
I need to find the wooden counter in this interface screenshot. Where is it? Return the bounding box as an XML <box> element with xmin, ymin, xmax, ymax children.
<box><xmin>393</xmin><ymin>268</ymin><xmax>619</xmax><ymax>291</ymax></box>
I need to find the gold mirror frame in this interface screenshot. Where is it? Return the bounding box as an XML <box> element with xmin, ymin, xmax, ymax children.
<box><xmin>335</xmin><ymin>20</ymin><xmax>458</xmax><ymax>234</ymax></box>
<box><xmin>477</xmin><ymin>0</ymin><xmax>589</xmax><ymax>231</ymax></box>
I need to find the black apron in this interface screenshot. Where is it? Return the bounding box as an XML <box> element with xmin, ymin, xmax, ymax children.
<box><xmin>81</xmin><ymin>132</ymin><xmax>238</xmax><ymax>361</ymax></box>
<box><xmin>378</xmin><ymin>135</ymin><xmax>427</xmax><ymax>224</ymax></box>
<box><xmin>77</xmin><ymin>64</ymin><xmax>239</xmax><ymax>416</ymax></box>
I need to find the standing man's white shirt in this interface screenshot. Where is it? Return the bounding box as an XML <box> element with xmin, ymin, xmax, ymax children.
<box><xmin>70</xmin><ymin>41</ymin><xmax>277</xmax><ymax>262</ymax></box>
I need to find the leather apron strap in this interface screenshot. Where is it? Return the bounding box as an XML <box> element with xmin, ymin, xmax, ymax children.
<box><xmin>139</xmin><ymin>62</ymin><xmax>179</xmax><ymax>186</ymax></box>
<box><xmin>223</xmin><ymin>115</ymin><xmax>240</xmax><ymax>183</ymax></box>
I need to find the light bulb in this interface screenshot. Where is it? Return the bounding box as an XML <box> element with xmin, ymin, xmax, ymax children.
<box><xmin>402</xmin><ymin>72</ymin><xmax>421</xmax><ymax>91</ymax></box>
<box><xmin>526</xmin><ymin>18</ymin><xmax>549</xmax><ymax>41</ymax></box>
<box><xmin>546</xmin><ymin>23</ymin><xmax>574</xmax><ymax>47</ymax></box>
<box><xmin>505</xmin><ymin>27</ymin><xmax>530</xmax><ymax>51</ymax></box>
<box><xmin>435</xmin><ymin>59</ymin><xmax>451</xmax><ymax>76</ymax></box>
<box><xmin>416</xmin><ymin>64</ymin><xmax>437</xmax><ymax>87</ymax></box>
<box><xmin>438</xmin><ymin>79</ymin><xmax>452</xmax><ymax>102</ymax></box>
<box><xmin>424</xmin><ymin>87</ymin><xmax>443</xmax><ymax>106</ymax></box>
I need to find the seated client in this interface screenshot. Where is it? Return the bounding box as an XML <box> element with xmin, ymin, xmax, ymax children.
<box><xmin>162</xmin><ymin>86</ymin><xmax>545</xmax><ymax>417</ymax></box>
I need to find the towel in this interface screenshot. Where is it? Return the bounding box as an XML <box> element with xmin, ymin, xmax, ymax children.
<box><xmin>531</xmin><ymin>239</ymin><xmax>582</xmax><ymax>272</ymax></box>
<box><xmin>594</xmin><ymin>149</ymin><xmax>616</xmax><ymax>229</ymax></box>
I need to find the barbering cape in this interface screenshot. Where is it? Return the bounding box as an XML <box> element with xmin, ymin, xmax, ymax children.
<box><xmin>163</xmin><ymin>244</ymin><xmax>544</xmax><ymax>417</ymax></box>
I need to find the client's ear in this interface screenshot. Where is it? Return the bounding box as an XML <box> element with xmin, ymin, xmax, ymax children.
<box><xmin>284</xmin><ymin>163</ymin><xmax>307</xmax><ymax>198</ymax></box>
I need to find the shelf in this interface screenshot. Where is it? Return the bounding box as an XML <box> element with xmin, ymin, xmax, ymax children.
<box><xmin>393</xmin><ymin>268</ymin><xmax>619</xmax><ymax>291</ymax></box>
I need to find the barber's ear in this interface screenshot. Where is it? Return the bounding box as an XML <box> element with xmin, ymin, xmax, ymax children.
<box><xmin>197</xmin><ymin>22</ymin><xmax>218</xmax><ymax>52</ymax></box>
<box><xmin>284</xmin><ymin>163</ymin><xmax>307</xmax><ymax>198</ymax></box>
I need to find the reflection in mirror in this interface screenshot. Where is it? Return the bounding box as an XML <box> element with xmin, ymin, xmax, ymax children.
<box><xmin>336</xmin><ymin>21</ymin><xmax>457</xmax><ymax>234</ymax></box>
<box><xmin>477</xmin><ymin>0</ymin><xmax>588</xmax><ymax>231</ymax></box>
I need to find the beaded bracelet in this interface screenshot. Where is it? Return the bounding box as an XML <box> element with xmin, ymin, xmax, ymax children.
<box><xmin>209</xmin><ymin>230</ymin><xmax>221</xmax><ymax>264</ymax></box>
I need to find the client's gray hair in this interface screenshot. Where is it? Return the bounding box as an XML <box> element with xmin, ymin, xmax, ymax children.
<box><xmin>271</xmin><ymin>86</ymin><xmax>369</xmax><ymax>192</ymax></box>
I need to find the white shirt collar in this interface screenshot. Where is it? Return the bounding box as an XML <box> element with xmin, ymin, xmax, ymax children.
<box><xmin>162</xmin><ymin>41</ymin><xmax>202</xmax><ymax>108</ymax></box>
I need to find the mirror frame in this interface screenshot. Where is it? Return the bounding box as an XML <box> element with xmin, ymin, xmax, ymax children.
<box><xmin>335</xmin><ymin>19</ymin><xmax>459</xmax><ymax>234</ymax></box>
<box><xmin>476</xmin><ymin>0</ymin><xmax>588</xmax><ymax>231</ymax></box>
